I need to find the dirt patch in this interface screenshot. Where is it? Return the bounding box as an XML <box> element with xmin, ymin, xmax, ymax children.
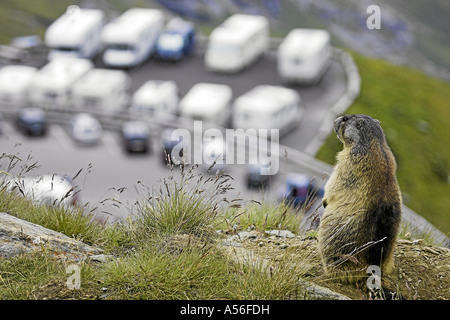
<box><xmin>223</xmin><ymin>231</ymin><xmax>450</xmax><ymax>300</ymax></box>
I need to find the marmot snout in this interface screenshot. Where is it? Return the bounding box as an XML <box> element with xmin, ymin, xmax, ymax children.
<box><xmin>318</xmin><ymin>114</ymin><xmax>402</xmax><ymax>283</ymax></box>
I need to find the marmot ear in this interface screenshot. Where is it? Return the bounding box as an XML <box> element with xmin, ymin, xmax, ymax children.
<box><xmin>374</xmin><ymin>119</ymin><xmax>380</xmax><ymax>124</ymax></box>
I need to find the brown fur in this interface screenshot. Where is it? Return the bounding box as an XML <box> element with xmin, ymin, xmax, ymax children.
<box><xmin>318</xmin><ymin>114</ymin><xmax>402</xmax><ymax>283</ymax></box>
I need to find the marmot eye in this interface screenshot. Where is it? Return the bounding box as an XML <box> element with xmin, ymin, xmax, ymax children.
<box><xmin>342</xmin><ymin>116</ymin><xmax>349</xmax><ymax>122</ymax></box>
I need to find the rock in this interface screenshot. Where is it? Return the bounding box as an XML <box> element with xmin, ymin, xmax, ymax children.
<box><xmin>222</xmin><ymin>239</ymin><xmax>242</xmax><ymax>247</ymax></box>
<box><xmin>265</xmin><ymin>230</ymin><xmax>296</xmax><ymax>239</ymax></box>
<box><xmin>237</xmin><ymin>231</ymin><xmax>258</xmax><ymax>240</ymax></box>
<box><xmin>0</xmin><ymin>212</ymin><xmax>101</xmax><ymax>262</ymax></box>
<box><xmin>301</xmin><ymin>280</ymin><xmax>351</xmax><ymax>300</ymax></box>
<box><xmin>89</xmin><ymin>254</ymin><xmax>115</xmax><ymax>263</ymax></box>
<box><xmin>226</xmin><ymin>231</ymin><xmax>258</xmax><ymax>243</ymax></box>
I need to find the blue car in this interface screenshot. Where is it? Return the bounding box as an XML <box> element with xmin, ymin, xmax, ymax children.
<box><xmin>279</xmin><ymin>173</ymin><xmax>324</xmax><ymax>207</ymax></box>
<box><xmin>16</xmin><ymin>108</ymin><xmax>47</xmax><ymax>136</ymax></box>
<box><xmin>155</xmin><ymin>18</ymin><xmax>195</xmax><ymax>61</ymax></box>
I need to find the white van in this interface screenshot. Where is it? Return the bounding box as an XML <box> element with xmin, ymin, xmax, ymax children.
<box><xmin>232</xmin><ymin>85</ymin><xmax>303</xmax><ymax>137</ymax></box>
<box><xmin>277</xmin><ymin>29</ymin><xmax>332</xmax><ymax>84</ymax></box>
<box><xmin>130</xmin><ymin>80</ymin><xmax>178</xmax><ymax>117</ymax></box>
<box><xmin>101</xmin><ymin>8</ymin><xmax>164</xmax><ymax>67</ymax></box>
<box><xmin>0</xmin><ymin>65</ymin><xmax>37</xmax><ymax>108</ymax></box>
<box><xmin>179</xmin><ymin>83</ymin><xmax>232</xmax><ymax>127</ymax></box>
<box><xmin>45</xmin><ymin>6</ymin><xmax>104</xmax><ymax>60</ymax></box>
<box><xmin>29</xmin><ymin>57</ymin><xmax>93</xmax><ymax>109</ymax></box>
<box><xmin>204</xmin><ymin>14</ymin><xmax>269</xmax><ymax>73</ymax></box>
<box><xmin>71</xmin><ymin>69</ymin><xmax>131</xmax><ymax>112</ymax></box>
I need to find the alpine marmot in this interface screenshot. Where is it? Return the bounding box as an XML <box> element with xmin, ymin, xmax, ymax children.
<box><xmin>318</xmin><ymin>114</ymin><xmax>402</xmax><ymax>283</ymax></box>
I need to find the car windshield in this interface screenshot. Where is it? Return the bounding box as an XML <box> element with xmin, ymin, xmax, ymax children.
<box><xmin>107</xmin><ymin>43</ymin><xmax>135</xmax><ymax>51</ymax></box>
<box><xmin>54</xmin><ymin>46</ymin><xmax>79</xmax><ymax>53</ymax></box>
<box><xmin>157</xmin><ymin>33</ymin><xmax>184</xmax><ymax>50</ymax></box>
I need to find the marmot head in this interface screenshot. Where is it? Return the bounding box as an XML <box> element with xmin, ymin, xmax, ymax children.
<box><xmin>334</xmin><ymin>114</ymin><xmax>385</xmax><ymax>152</ymax></box>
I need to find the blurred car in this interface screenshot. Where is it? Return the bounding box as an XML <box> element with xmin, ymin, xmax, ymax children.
<box><xmin>201</xmin><ymin>137</ymin><xmax>227</xmax><ymax>173</ymax></box>
<box><xmin>11</xmin><ymin>174</ymin><xmax>78</xmax><ymax>207</ymax></box>
<box><xmin>68</xmin><ymin>113</ymin><xmax>102</xmax><ymax>145</ymax></box>
<box><xmin>155</xmin><ymin>17</ymin><xmax>195</xmax><ymax>61</ymax></box>
<box><xmin>246</xmin><ymin>163</ymin><xmax>272</xmax><ymax>189</ymax></box>
<box><xmin>16</xmin><ymin>107</ymin><xmax>47</xmax><ymax>136</ymax></box>
<box><xmin>278</xmin><ymin>173</ymin><xmax>324</xmax><ymax>207</ymax></box>
<box><xmin>121</xmin><ymin>121</ymin><xmax>150</xmax><ymax>153</ymax></box>
<box><xmin>161</xmin><ymin>128</ymin><xmax>185</xmax><ymax>164</ymax></box>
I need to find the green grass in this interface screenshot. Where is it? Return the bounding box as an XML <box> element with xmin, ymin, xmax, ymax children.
<box><xmin>0</xmin><ymin>160</ymin><xmax>312</xmax><ymax>300</ymax></box>
<box><xmin>0</xmin><ymin>0</ymin><xmax>79</xmax><ymax>44</ymax></box>
<box><xmin>0</xmin><ymin>155</ymin><xmax>446</xmax><ymax>300</ymax></box>
<box><xmin>316</xmin><ymin>52</ymin><xmax>450</xmax><ymax>236</ymax></box>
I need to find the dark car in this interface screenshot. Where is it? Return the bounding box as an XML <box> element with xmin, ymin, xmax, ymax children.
<box><xmin>278</xmin><ymin>173</ymin><xmax>324</xmax><ymax>207</ymax></box>
<box><xmin>161</xmin><ymin>128</ymin><xmax>185</xmax><ymax>164</ymax></box>
<box><xmin>121</xmin><ymin>121</ymin><xmax>150</xmax><ymax>153</ymax></box>
<box><xmin>16</xmin><ymin>108</ymin><xmax>47</xmax><ymax>136</ymax></box>
<box><xmin>246</xmin><ymin>163</ymin><xmax>272</xmax><ymax>188</ymax></box>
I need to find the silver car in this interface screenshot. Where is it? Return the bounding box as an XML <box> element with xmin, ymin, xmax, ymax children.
<box><xmin>68</xmin><ymin>113</ymin><xmax>103</xmax><ymax>145</ymax></box>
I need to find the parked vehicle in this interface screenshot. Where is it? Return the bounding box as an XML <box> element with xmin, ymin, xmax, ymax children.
<box><xmin>16</xmin><ymin>108</ymin><xmax>47</xmax><ymax>136</ymax></box>
<box><xmin>160</xmin><ymin>128</ymin><xmax>185</xmax><ymax>164</ymax></box>
<box><xmin>179</xmin><ymin>83</ymin><xmax>232</xmax><ymax>127</ymax></box>
<box><xmin>71</xmin><ymin>68</ymin><xmax>131</xmax><ymax>112</ymax></box>
<box><xmin>0</xmin><ymin>65</ymin><xmax>37</xmax><ymax>108</ymax></box>
<box><xmin>277</xmin><ymin>29</ymin><xmax>332</xmax><ymax>84</ymax></box>
<box><xmin>278</xmin><ymin>173</ymin><xmax>324</xmax><ymax>207</ymax></box>
<box><xmin>12</xmin><ymin>174</ymin><xmax>78</xmax><ymax>207</ymax></box>
<box><xmin>232</xmin><ymin>85</ymin><xmax>303</xmax><ymax>138</ymax></box>
<box><xmin>45</xmin><ymin>7</ymin><xmax>105</xmax><ymax>60</ymax></box>
<box><xmin>204</xmin><ymin>14</ymin><xmax>269</xmax><ymax>73</ymax></box>
<box><xmin>121</xmin><ymin>121</ymin><xmax>150</xmax><ymax>153</ymax></box>
<box><xmin>101</xmin><ymin>8</ymin><xmax>164</xmax><ymax>67</ymax></box>
<box><xmin>130</xmin><ymin>80</ymin><xmax>178</xmax><ymax>117</ymax></box>
<box><xmin>28</xmin><ymin>57</ymin><xmax>93</xmax><ymax>109</ymax></box>
<box><xmin>155</xmin><ymin>17</ymin><xmax>195</xmax><ymax>61</ymax></box>
<box><xmin>68</xmin><ymin>113</ymin><xmax>103</xmax><ymax>145</ymax></box>
<box><xmin>201</xmin><ymin>136</ymin><xmax>228</xmax><ymax>173</ymax></box>
<box><xmin>246</xmin><ymin>163</ymin><xmax>274</xmax><ymax>189</ymax></box>
<box><xmin>10</xmin><ymin>35</ymin><xmax>43</xmax><ymax>51</ymax></box>
<box><xmin>0</xmin><ymin>45</ymin><xmax>29</xmax><ymax>62</ymax></box>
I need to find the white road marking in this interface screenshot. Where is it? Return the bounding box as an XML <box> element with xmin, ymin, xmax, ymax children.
<box><xmin>102</xmin><ymin>131</ymin><xmax>123</xmax><ymax>158</ymax></box>
<box><xmin>50</xmin><ymin>124</ymin><xmax>74</xmax><ymax>152</ymax></box>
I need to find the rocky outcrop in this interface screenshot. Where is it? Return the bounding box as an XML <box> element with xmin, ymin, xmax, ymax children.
<box><xmin>0</xmin><ymin>212</ymin><xmax>101</xmax><ymax>262</ymax></box>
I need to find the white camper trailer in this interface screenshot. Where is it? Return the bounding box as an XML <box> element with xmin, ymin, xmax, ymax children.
<box><xmin>0</xmin><ymin>65</ymin><xmax>37</xmax><ymax>108</ymax></box>
<box><xmin>29</xmin><ymin>57</ymin><xmax>93</xmax><ymax>109</ymax></box>
<box><xmin>179</xmin><ymin>83</ymin><xmax>232</xmax><ymax>127</ymax></box>
<box><xmin>277</xmin><ymin>29</ymin><xmax>332</xmax><ymax>84</ymax></box>
<box><xmin>204</xmin><ymin>14</ymin><xmax>269</xmax><ymax>73</ymax></box>
<box><xmin>45</xmin><ymin>7</ymin><xmax>104</xmax><ymax>60</ymax></box>
<box><xmin>101</xmin><ymin>8</ymin><xmax>164</xmax><ymax>67</ymax></box>
<box><xmin>71</xmin><ymin>69</ymin><xmax>131</xmax><ymax>112</ymax></box>
<box><xmin>232</xmin><ymin>85</ymin><xmax>303</xmax><ymax>137</ymax></box>
<box><xmin>130</xmin><ymin>80</ymin><xmax>179</xmax><ymax>117</ymax></box>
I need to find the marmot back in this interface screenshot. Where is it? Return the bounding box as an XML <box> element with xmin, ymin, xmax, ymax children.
<box><xmin>318</xmin><ymin>114</ymin><xmax>402</xmax><ymax>283</ymax></box>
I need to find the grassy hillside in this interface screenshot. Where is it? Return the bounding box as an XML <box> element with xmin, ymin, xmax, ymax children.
<box><xmin>316</xmin><ymin>52</ymin><xmax>450</xmax><ymax>235</ymax></box>
<box><xmin>0</xmin><ymin>0</ymin><xmax>78</xmax><ymax>44</ymax></box>
<box><xmin>0</xmin><ymin>161</ymin><xmax>448</xmax><ymax>300</ymax></box>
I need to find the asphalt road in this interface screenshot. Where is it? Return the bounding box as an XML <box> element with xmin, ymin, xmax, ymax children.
<box><xmin>0</xmin><ymin>48</ymin><xmax>345</xmax><ymax>222</ymax></box>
